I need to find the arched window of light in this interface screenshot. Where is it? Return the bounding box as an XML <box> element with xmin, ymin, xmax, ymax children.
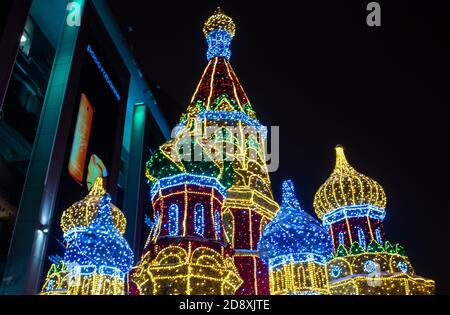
<box><xmin>194</xmin><ymin>204</ymin><xmax>204</xmax><ymax>237</ymax></box>
<box><xmin>168</xmin><ymin>204</ymin><xmax>179</xmax><ymax>236</ymax></box>
<box><xmin>357</xmin><ymin>227</ymin><xmax>366</xmax><ymax>248</ymax></box>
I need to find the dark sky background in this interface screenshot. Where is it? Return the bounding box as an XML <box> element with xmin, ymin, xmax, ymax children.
<box><xmin>108</xmin><ymin>0</ymin><xmax>450</xmax><ymax>294</ymax></box>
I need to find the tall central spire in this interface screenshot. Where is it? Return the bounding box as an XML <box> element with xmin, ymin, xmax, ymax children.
<box><xmin>203</xmin><ymin>7</ymin><xmax>236</xmax><ymax>60</ymax></box>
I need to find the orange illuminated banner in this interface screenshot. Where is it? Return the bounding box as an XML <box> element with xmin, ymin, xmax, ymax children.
<box><xmin>68</xmin><ymin>93</ymin><xmax>94</xmax><ymax>184</ymax></box>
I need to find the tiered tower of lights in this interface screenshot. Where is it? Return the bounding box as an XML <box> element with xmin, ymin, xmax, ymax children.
<box><xmin>129</xmin><ymin>7</ymin><xmax>279</xmax><ymax>295</ymax></box>
<box><xmin>313</xmin><ymin>146</ymin><xmax>435</xmax><ymax>295</ymax></box>
<box><xmin>41</xmin><ymin>177</ymin><xmax>134</xmax><ymax>295</ymax></box>
<box><xmin>259</xmin><ymin>180</ymin><xmax>333</xmax><ymax>295</ymax></box>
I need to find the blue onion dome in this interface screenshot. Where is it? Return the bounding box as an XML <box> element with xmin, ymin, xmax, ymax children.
<box><xmin>259</xmin><ymin>180</ymin><xmax>333</xmax><ymax>265</ymax></box>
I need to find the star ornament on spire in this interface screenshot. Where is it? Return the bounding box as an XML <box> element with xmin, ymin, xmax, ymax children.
<box><xmin>203</xmin><ymin>7</ymin><xmax>236</xmax><ymax>60</ymax></box>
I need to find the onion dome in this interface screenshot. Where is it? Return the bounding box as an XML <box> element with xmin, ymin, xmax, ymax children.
<box><xmin>61</xmin><ymin>177</ymin><xmax>126</xmax><ymax>235</ymax></box>
<box><xmin>313</xmin><ymin>146</ymin><xmax>387</xmax><ymax>220</ymax></box>
<box><xmin>203</xmin><ymin>7</ymin><xmax>236</xmax><ymax>38</ymax></box>
<box><xmin>259</xmin><ymin>180</ymin><xmax>333</xmax><ymax>265</ymax></box>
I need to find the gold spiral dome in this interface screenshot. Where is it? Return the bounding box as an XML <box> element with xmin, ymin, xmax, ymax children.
<box><xmin>313</xmin><ymin>146</ymin><xmax>387</xmax><ymax>220</ymax></box>
<box><xmin>203</xmin><ymin>7</ymin><xmax>236</xmax><ymax>38</ymax></box>
<box><xmin>60</xmin><ymin>177</ymin><xmax>126</xmax><ymax>234</ymax></box>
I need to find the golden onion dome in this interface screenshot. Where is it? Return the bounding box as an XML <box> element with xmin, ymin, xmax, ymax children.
<box><xmin>203</xmin><ymin>7</ymin><xmax>236</xmax><ymax>38</ymax></box>
<box><xmin>313</xmin><ymin>146</ymin><xmax>387</xmax><ymax>220</ymax></box>
<box><xmin>60</xmin><ymin>177</ymin><xmax>126</xmax><ymax>234</ymax></box>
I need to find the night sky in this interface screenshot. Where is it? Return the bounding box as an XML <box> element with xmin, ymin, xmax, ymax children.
<box><xmin>108</xmin><ymin>0</ymin><xmax>450</xmax><ymax>294</ymax></box>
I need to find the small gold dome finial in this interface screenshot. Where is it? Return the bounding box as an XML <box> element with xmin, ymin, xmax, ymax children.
<box><xmin>203</xmin><ymin>6</ymin><xmax>236</xmax><ymax>38</ymax></box>
<box><xmin>313</xmin><ymin>146</ymin><xmax>387</xmax><ymax>220</ymax></box>
<box><xmin>88</xmin><ymin>176</ymin><xmax>106</xmax><ymax>197</ymax></box>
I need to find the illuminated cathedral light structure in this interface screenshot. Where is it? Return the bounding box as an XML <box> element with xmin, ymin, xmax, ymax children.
<box><xmin>41</xmin><ymin>177</ymin><xmax>134</xmax><ymax>295</ymax></box>
<box><xmin>314</xmin><ymin>146</ymin><xmax>435</xmax><ymax>295</ymax></box>
<box><xmin>129</xmin><ymin>7</ymin><xmax>279</xmax><ymax>295</ymax></box>
<box><xmin>259</xmin><ymin>180</ymin><xmax>333</xmax><ymax>295</ymax></box>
